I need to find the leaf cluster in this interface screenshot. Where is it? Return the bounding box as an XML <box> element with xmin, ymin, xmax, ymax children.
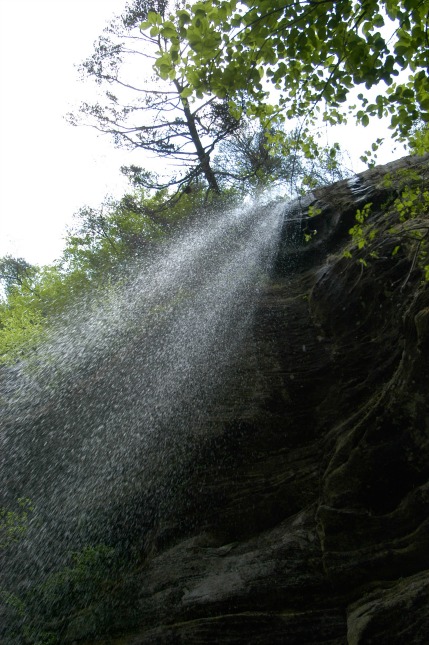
<box><xmin>149</xmin><ymin>0</ymin><xmax>429</xmax><ymax>152</ymax></box>
<box><xmin>344</xmin><ymin>164</ymin><xmax>429</xmax><ymax>281</ymax></box>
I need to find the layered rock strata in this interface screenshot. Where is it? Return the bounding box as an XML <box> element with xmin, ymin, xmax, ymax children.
<box><xmin>15</xmin><ymin>154</ymin><xmax>429</xmax><ymax>644</ymax></box>
<box><xmin>89</xmin><ymin>154</ymin><xmax>429</xmax><ymax>644</ymax></box>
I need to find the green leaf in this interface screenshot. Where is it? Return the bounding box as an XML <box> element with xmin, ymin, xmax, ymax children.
<box><xmin>147</xmin><ymin>11</ymin><xmax>161</xmax><ymax>26</ymax></box>
<box><xmin>161</xmin><ymin>24</ymin><xmax>177</xmax><ymax>39</ymax></box>
<box><xmin>180</xmin><ymin>86</ymin><xmax>193</xmax><ymax>99</ymax></box>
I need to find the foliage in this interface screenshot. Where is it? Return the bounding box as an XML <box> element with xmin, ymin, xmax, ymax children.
<box><xmin>346</xmin><ymin>202</ymin><xmax>376</xmax><ymax>253</ymax></box>
<box><xmin>0</xmin><ymin>502</ymin><xmax>134</xmax><ymax>643</ymax></box>
<box><xmin>0</xmin><ymin>256</ymin><xmax>36</xmax><ymax>297</ymax></box>
<box><xmin>0</xmin><ymin>498</ymin><xmax>34</xmax><ymax>549</ymax></box>
<box><xmin>71</xmin><ymin>0</ymin><xmax>245</xmax><ymax>195</ymax></box>
<box><xmin>2</xmin><ymin>543</ymin><xmax>123</xmax><ymax>645</ymax></box>
<box><xmin>62</xmin><ymin>185</ymin><xmax>218</xmax><ymax>273</ymax></box>
<box><xmin>0</xmin><ymin>261</ymin><xmax>97</xmax><ymax>365</ymax></box>
<box><xmin>211</xmin><ymin>121</ymin><xmax>284</xmax><ymax>191</ymax></box>
<box><xmin>389</xmin><ymin>182</ymin><xmax>429</xmax><ymax>280</ymax></box>
<box><xmin>213</xmin><ymin>121</ymin><xmax>352</xmax><ymax>194</ymax></box>
<box><xmin>344</xmin><ymin>164</ymin><xmax>429</xmax><ymax>280</ymax></box>
<box><xmin>407</xmin><ymin>121</ymin><xmax>429</xmax><ymax>156</ymax></box>
<box><xmin>144</xmin><ymin>0</ymin><xmax>429</xmax><ymax>156</ymax></box>
<box><xmin>28</xmin><ymin>545</ymin><xmax>118</xmax><ymax>637</ymax></box>
<box><xmin>63</xmin><ymin>199</ymin><xmax>162</xmax><ymax>276</ymax></box>
<box><xmin>73</xmin><ymin>0</ymin><xmax>356</xmax><ymax>198</ymax></box>
<box><xmin>0</xmin><ymin>292</ymin><xmax>46</xmax><ymax>365</ymax></box>
<box><xmin>0</xmin><ymin>502</ymin><xmax>58</xmax><ymax>645</ymax></box>
<box><xmin>0</xmin><ymin>185</ymin><xmax>220</xmax><ymax>366</ymax></box>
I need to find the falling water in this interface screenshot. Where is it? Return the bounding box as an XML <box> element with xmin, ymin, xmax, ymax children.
<box><xmin>0</xmin><ymin>197</ymin><xmax>286</xmax><ymax>641</ymax></box>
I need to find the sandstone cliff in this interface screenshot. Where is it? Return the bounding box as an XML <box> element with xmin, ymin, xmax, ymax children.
<box><xmin>77</xmin><ymin>153</ymin><xmax>429</xmax><ymax>644</ymax></box>
<box><xmin>4</xmin><ymin>154</ymin><xmax>429</xmax><ymax>644</ymax></box>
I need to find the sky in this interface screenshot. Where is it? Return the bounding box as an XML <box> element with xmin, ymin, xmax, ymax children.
<box><xmin>0</xmin><ymin>0</ymin><xmax>407</xmax><ymax>266</ymax></box>
<box><xmin>0</xmin><ymin>0</ymin><xmax>132</xmax><ymax>265</ymax></box>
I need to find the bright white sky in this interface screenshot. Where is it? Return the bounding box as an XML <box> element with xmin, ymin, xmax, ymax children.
<box><xmin>0</xmin><ymin>0</ymin><xmax>132</xmax><ymax>265</ymax></box>
<box><xmin>0</xmin><ymin>0</ymin><xmax>407</xmax><ymax>266</ymax></box>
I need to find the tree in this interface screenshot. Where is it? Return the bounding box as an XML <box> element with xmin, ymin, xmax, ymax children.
<box><xmin>61</xmin><ymin>193</ymin><xmax>170</xmax><ymax>277</ymax></box>
<box><xmin>213</xmin><ymin>121</ymin><xmax>351</xmax><ymax>194</ymax></box>
<box><xmin>145</xmin><ymin>0</ymin><xmax>429</xmax><ymax>158</ymax></box>
<box><xmin>70</xmin><ymin>0</ymin><xmax>243</xmax><ymax>197</ymax></box>
<box><xmin>0</xmin><ymin>255</ymin><xmax>36</xmax><ymax>297</ymax></box>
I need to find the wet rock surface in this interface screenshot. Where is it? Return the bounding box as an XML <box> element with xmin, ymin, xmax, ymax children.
<box><xmin>15</xmin><ymin>155</ymin><xmax>429</xmax><ymax>644</ymax></box>
<box><xmin>85</xmin><ymin>154</ymin><xmax>429</xmax><ymax>644</ymax></box>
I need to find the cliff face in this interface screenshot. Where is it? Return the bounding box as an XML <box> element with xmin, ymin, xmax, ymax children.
<box><xmin>78</xmin><ymin>153</ymin><xmax>429</xmax><ymax>645</ymax></box>
<box><xmin>2</xmin><ymin>155</ymin><xmax>424</xmax><ymax>644</ymax></box>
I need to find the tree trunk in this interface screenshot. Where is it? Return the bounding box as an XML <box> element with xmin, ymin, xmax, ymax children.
<box><xmin>175</xmin><ymin>81</ymin><xmax>221</xmax><ymax>194</ymax></box>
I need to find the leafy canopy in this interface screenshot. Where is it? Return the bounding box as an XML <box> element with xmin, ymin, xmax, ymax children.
<box><xmin>144</xmin><ymin>0</ymin><xmax>429</xmax><ymax>152</ymax></box>
<box><xmin>72</xmin><ymin>0</ymin><xmax>244</xmax><ymax>195</ymax></box>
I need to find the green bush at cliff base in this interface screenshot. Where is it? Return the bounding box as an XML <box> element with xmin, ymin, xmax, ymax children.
<box><xmin>0</xmin><ymin>498</ymin><xmax>34</xmax><ymax>549</ymax></box>
<box><xmin>2</xmin><ymin>543</ymin><xmax>134</xmax><ymax>644</ymax></box>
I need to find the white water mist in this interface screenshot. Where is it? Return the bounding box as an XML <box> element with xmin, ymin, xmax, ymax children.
<box><xmin>0</xmin><ymin>197</ymin><xmax>286</xmax><ymax>631</ymax></box>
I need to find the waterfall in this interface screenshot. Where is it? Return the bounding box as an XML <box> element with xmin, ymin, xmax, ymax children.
<box><xmin>0</xmin><ymin>197</ymin><xmax>285</xmax><ymax>640</ymax></box>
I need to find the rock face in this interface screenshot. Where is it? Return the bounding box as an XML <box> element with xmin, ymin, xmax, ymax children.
<box><xmin>9</xmin><ymin>154</ymin><xmax>429</xmax><ymax>644</ymax></box>
<box><xmin>76</xmin><ymin>153</ymin><xmax>429</xmax><ymax>643</ymax></box>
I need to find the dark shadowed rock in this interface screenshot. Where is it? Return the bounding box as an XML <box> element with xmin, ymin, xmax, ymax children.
<box><xmin>89</xmin><ymin>153</ymin><xmax>427</xmax><ymax>644</ymax></box>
